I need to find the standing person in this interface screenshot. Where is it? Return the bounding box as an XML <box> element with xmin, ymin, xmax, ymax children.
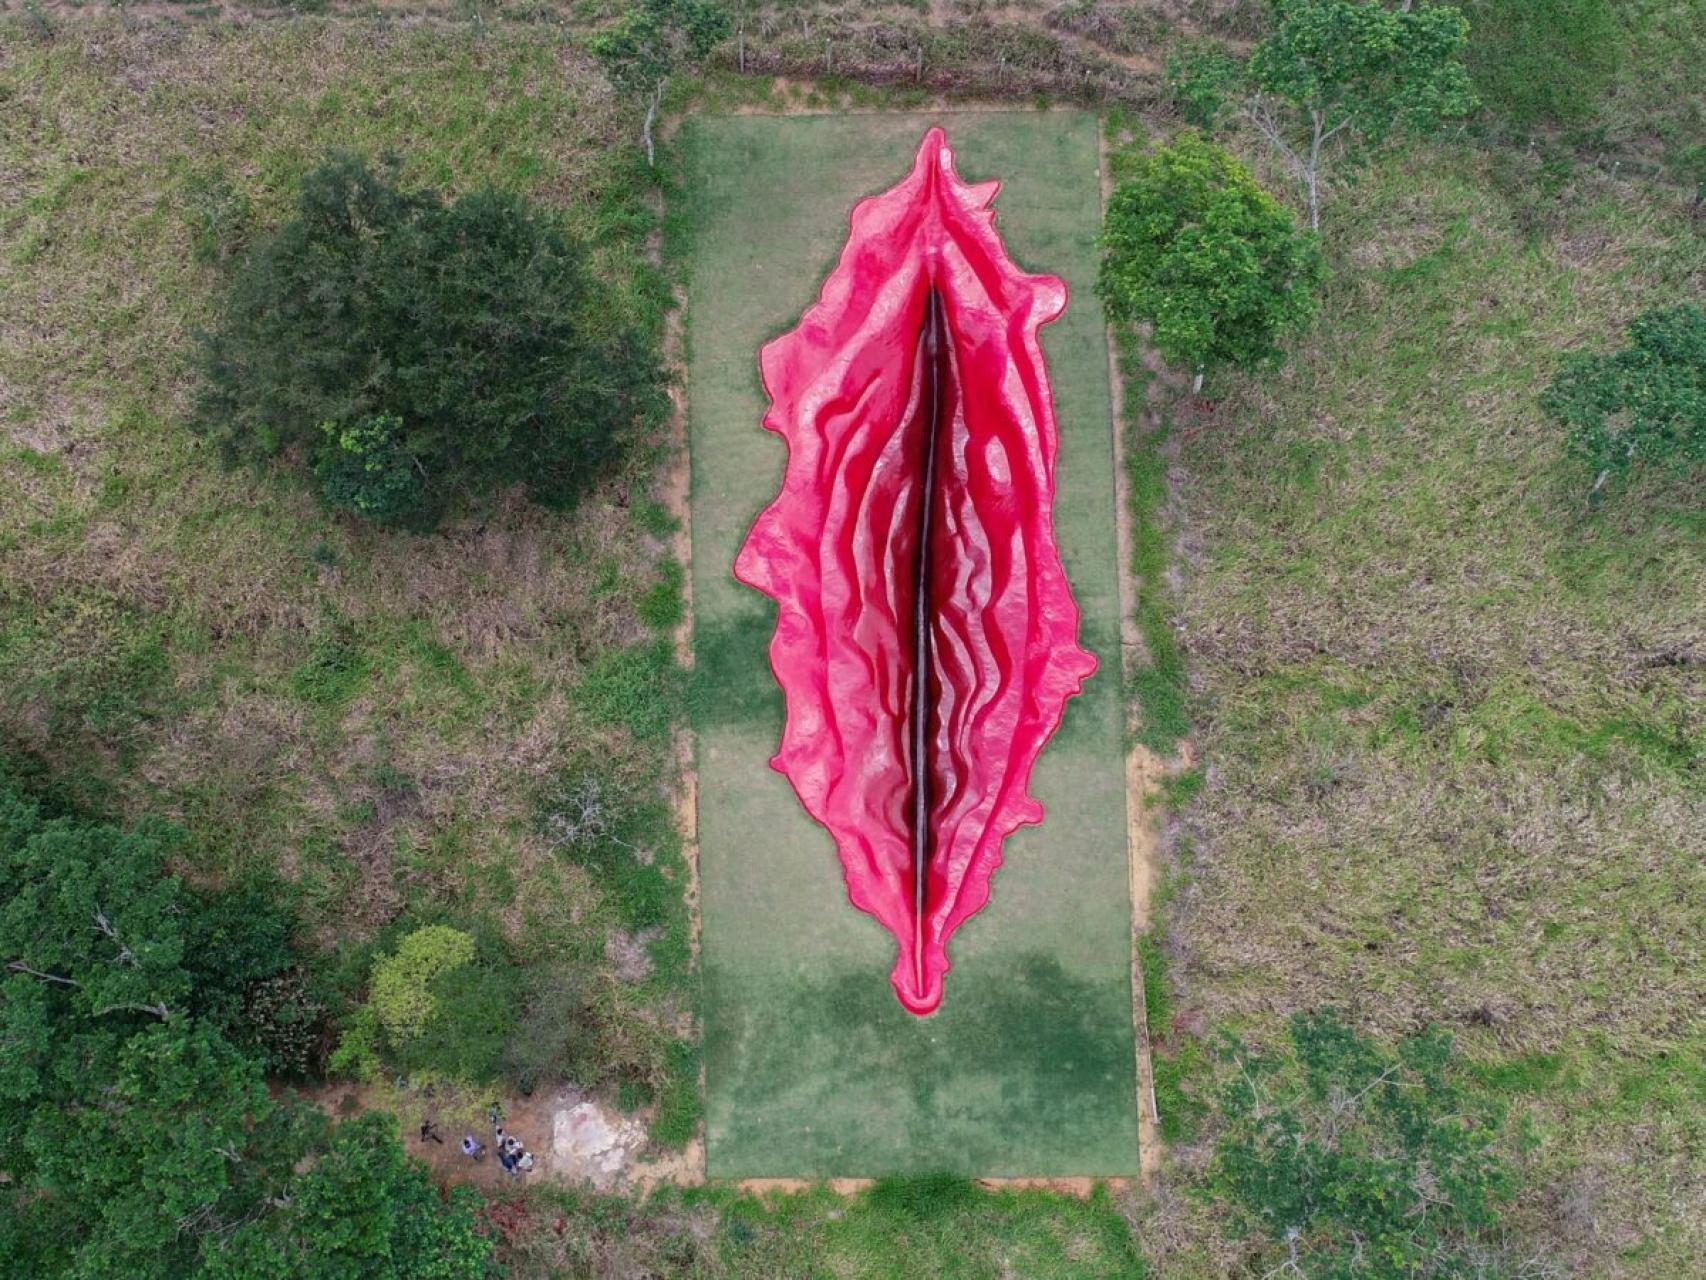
<box><xmin>461</xmin><ymin>1135</ymin><xmax>484</xmax><ymax>1161</ymax></box>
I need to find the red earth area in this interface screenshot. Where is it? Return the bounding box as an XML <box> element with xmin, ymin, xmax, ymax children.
<box><xmin>734</xmin><ymin>127</ymin><xmax>1096</xmax><ymax>1016</ymax></box>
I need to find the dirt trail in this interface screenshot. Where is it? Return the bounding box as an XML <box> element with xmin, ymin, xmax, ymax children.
<box><xmin>1099</xmin><ymin>122</ymin><xmax>1196</xmax><ymax>1188</ymax></box>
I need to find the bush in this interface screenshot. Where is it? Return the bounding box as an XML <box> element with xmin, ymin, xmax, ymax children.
<box><xmin>239</xmin><ymin>968</ymin><xmax>331</xmax><ymax>1078</ymax></box>
<box><xmin>1540</xmin><ymin>303</ymin><xmax>1706</xmax><ymax>495</ymax></box>
<box><xmin>368</xmin><ymin>924</ymin><xmax>477</xmax><ymax>1041</ymax></box>
<box><xmin>332</xmin><ymin>922</ymin><xmax>523</xmax><ymax>1084</ymax></box>
<box><xmin>193</xmin><ymin>152</ymin><xmax>666</xmax><ymax>529</ymax></box>
<box><xmin>500</xmin><ymin>963</ymin><xmax>605</xmax><ymax>1094</ymax></box>
<box><xmin>1210</xmin><ymin>1009</ymin><xmax>1517</xmax><ymax>1278</ymax></box>
<box><xmin>313</xmin><ymin>412</ymin><xmax>433</xmax><ymax>527</ymax></box>
<box><xmin>1098</xmin><ymin>132</ymin><xmax>1323</xmax><ymax>381</ymax></box>
<box><xmin>180</xmin><ymin>885</ymin><xmax>332</xmax><ymax>1073</ymax></box>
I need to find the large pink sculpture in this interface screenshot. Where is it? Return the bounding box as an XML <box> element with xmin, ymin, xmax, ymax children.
<box><xmin>734</xmin><ymin>128</ymin><xmax>1096</xmax><ymax>1015</ymax></box>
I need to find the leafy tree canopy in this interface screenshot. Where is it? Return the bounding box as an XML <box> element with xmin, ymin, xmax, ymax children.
<box><xmin>193</xmin><ymin>152</ymin><xmax>665</xmax><ymax>530</ymax></box>
<box><xmin>1210</xmin><ymin>1008</ymin><xmax>1516</xmax><ymax>1279</ymax></box>
<box><xmin>0</xmin><ymin>774</ymin><xmax>496</xmax><ymax>1279</ymax></box>
<box><xmin>1540</xmin><ymin>302</ymin><xmax>1706</xmax><ymax>495</ymax></box>
<box><xmin>1166</xmin><ymin>40</ymin><xmax>1246</xmax><ymax>132</ymax></box>
<box><xmin>330</xmin><ymin>922</ymin><xmax>521</xmax><ymax>1084</ymax></box>
<box><xmin>1250</xmin><ymin>0</ymin><xmax>1478</xmax><ymax>146</ymax></box>
<box><xmin>1221</xmin><ymin>0</ymin><xmax>1478</xmax><ymax>227</ymax></box>
<box><xmin>1098</xmin><ymin>132</ymin><xmax>1323</xmax><ymax>380</ymax></box>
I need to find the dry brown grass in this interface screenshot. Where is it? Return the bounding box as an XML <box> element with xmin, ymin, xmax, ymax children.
<box><xmin>1145</xmin><ymin>136</ymin><xmax>1706</xmax><ymax>1276</ymax></box>
<box><xmin>0</xmin><ymin>19</ymin><xmax>673</xmax><ymax>961</ymax></box>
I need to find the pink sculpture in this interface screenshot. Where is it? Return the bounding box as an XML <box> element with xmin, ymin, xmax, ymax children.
<box><xmin>734</xmin><ymin>128</ymin><xmax>1096</xmax><ymax>1015</ymax></box>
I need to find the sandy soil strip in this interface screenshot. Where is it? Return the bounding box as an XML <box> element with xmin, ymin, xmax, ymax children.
<box><xmin>1098</xmin><ymin>125</ymin><xmax>1166</xmax><ymax>1188</ymax></box>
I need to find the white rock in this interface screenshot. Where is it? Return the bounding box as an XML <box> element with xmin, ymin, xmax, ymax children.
<box><xmin>551</xmin><ymin>1100</ymin><xmax>647</xmax><ymax>1189</ymax></box>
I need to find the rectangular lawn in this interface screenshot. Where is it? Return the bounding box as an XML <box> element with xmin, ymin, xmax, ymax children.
<box><xmin>684</xmin><ymin>112</ymin><xmax>1137</xmax><ymax>1177</ymax></box>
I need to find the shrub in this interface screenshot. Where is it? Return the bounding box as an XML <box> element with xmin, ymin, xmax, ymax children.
<box><xmin>313</xmin><ymin>412</ymin><xmax>433</xmax><ymax>527</ymax></box>
<box><xmin>181</xmin><ymin>884</ymin><xmax>326</xmax><ymax>1071</ymax></box>
<box><xmin>1098</xmin><ymin>133</ymin><xmax>1323</xmax><ymax>383</ymax></box>
<box><xmin>368</xmin><ymin>924</ymin><xmax>476</xmax><ymax>1042</ymax></box>
<box><xmin>1540</xmin><ymin>303</ymin><xmax>1706</xmax><ymax>496</ymax></box>
<box><xmin>1210</xmin><ymin>1009</ymin><xmax>1517</xmax><ymax>1278</ymax></box>
<box><xmin>332</xmin><ymin>922</ymin><xmax>524</xmax><ymax>1084</ymax></box>
<box><xmin>238</xmin><ymin>968</ymin><xmax>331</xmax><ymax>1078</ymax></box>
<box><xmin>500</xmin><ymin>963</ymin><xmax>605</xmax><ymax>1094</ymax></box>
<box><xmin>193</xmin><ymin>152</ymin><xmax>665</xmax><ymax>529</ymax></box>
<box><xmin>399</xmin><ymin>956</ymin><xmax>522</xmax><ymax>1082</ymax></box>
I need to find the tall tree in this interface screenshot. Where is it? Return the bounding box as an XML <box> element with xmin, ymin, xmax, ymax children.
<box><xmin>1244</xmin><ymin>0</ymin><xmax>1478</xmax><ymax>228</ymax></box>
<box><xmin>1098</xmin><ymin>132</ymin><xmax>1323</xmax><ymax>390</ymax></box>
<box><xmin>0</xmin><ymin>776</ymin><xmax>496</xmax><ymax>1278</ymax></box>
<box><xmin>591</xmin><ymin>0</ymin><xmax>731</xmax><ymax>166</ymax></box>
<box><xmin>194</xmin><ymin>154</ymin><xmax>665</xmax><ymax>530</ymax></box>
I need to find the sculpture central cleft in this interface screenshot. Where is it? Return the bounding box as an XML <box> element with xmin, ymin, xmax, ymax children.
<box><xmin>910</xmin><ymin>288</ymin><xmax>947</xmax><ymax>997</ymax></box>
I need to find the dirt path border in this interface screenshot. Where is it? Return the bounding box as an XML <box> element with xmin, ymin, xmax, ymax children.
<box><xmin>1098</xmin><ymin>127</ymin><xmax>1165</xmax><ymax>1189</ymax></box>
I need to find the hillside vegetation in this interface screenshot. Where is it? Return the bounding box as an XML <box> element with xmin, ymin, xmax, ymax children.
<box><xmin>2</xmin><ymin>2</ymin><xmax>1701</xmax><ymax>1277</ymax></box>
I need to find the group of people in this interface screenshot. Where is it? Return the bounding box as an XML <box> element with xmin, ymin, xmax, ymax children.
<box><xmin>463</xmin><ymin>1107</ymin><xmax>535</xmax><ymax>1176</ymax></box>
<box><xmin>421</xmin><ymin>1108</ymin><xmax>536</xmax><ymax>1176</ymax></box>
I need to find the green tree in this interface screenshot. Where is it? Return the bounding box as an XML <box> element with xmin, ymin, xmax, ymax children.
<box><xmin>1244</xmin><ymin>0</ymin><xmax>1478</xmax><ymax>228</ymax></box>
<box><xmin>315</xmin><ymin>413</ymin><xmax>431</xmax><ymax>528</ymax></box>
<box><xmin>0</xmin><ymin>775</ymin><xmax>497</xmax><ymax>1278</ymax></box>
<box><xmin>1098</xmin><ymin>133</ymin><xmax>1323</xmax><ymax>389</ymax></box>
<box><xmin>206</xmin><ymin>1114</ymin><xmax>495</xmax><ymax>1280</ymax></box>
<box><xmin>194</xmin><ymin>153</ymin><xmax>665</xmax><ymax>530</ymax></box>
<box><xmin>1540</xmin><ymin>303</ymin><xmax>1706</xmax><ymax>498</ymax></box>
<box><xmin>331</xmin><ymin>922</ymin><xmax>521</xmax><ymax>1083</ymax></box>
<box><xmin>1210</xmin><ymin>1009</ymin><xmax>1517</xmax><ymax>1278</ymax></box>
<box><xmin>1166</xmin><ymin>40</ymin><xmax>1244</xmax><ymax>131</ymax></box>
<box><xmin>591</xmin><ymin>0</ymin><xmax>731</xmax><ymax>166</ymax></box>
<box><xmin>369</xmin><ymin>925</ymin><xmax>477</xmax><ymax>1042</ymax></box>
<box><xmin>0</xmin><ymin>799</ymin><xmax>192</xmax><ymax>1021</ymax></box>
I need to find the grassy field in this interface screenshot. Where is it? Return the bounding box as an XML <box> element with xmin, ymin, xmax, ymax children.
<box><xmin>0</xmin><ymin>17</ymin><xmax>698</xmax><ymax>1125</ymax></box>
<box><xmin>1140</xmin><ymin>128</ymin><xmax>1706</xmax><ymax>1276</ymax></box>
<box><xmin>5</xmin><ymin>1</ymin><xmax>1704</xmax><ymax>1274</ymax></box>
<box><xmin>503</xmin><ymin>1179</ymin><xmax>1146</xmax><ymax>1278</ymax></box>
<box><xmin>682</xmin><ymin>111</ymin><xmax>1138</xmax><ymax>1176</ymax></box>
